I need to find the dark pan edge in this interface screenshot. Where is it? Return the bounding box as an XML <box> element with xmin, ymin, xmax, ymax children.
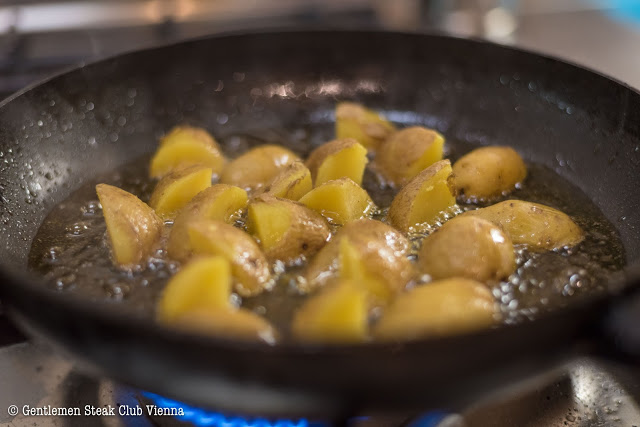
<box><xmin>0</xmin><ymin>29</ymin><xmax>638</xmax><ymax>414</ymax></box>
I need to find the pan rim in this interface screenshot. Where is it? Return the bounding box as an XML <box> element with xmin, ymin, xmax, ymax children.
<box><xmin>2</xmin><ymin>27</ymin><xmax>640</xmax><ymax>108</ymax></box>
<box><xmin>0</xmin><ymin>28</ymin><xmax>639</xmax><ymax>356</ymax></box>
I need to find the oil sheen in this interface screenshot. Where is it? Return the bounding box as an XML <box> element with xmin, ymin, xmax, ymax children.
<box><xmin>28</xmin><ymin>125</ymin><xmax>626</xmax><ymax>335</ymax></box>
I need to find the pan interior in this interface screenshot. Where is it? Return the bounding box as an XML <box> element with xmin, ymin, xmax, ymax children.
<box><xmin>0</xmin><ymin>31</ymin><xmax>639</xmax><ymax>323</ymax></box>
<box><xmin>26</xmin><ymin>121</ymin><xmax>625</xmax><ymax>338</ymax></box>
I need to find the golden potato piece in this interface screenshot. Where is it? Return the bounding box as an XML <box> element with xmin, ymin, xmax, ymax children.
<box><xmin>375</xmin><ymin>126</ymin><xmax>444</xmax><ymax>187</ymax></box>
<box><xmin>167</xmin><ymin>184</ymin><xmax>248</xmax><ymax>261</ymax></box>
<box><xmin>388</xmin><ymin>160</ymin><xmax>456</xmax><ymax>232</ymax></box>
<box><xmin>419</xmin><ymin>216</ymin><xmax>515</xmax><ymax>282</ymax></box>
<box><xmin>150</xmin><ymin>126</ymin><xmax>226</xmax><ymax>178</ymax></box>
<box><xmin>335</xmin><ymin>102</ymin><xmax>395</xmax><ymax>151</ymax></box>
<box><xmin>374</xmin><ymin>278</ymin><xmax>497</xmax><ymax>341</ymax></box>
<box><xmin>303</xmin><ymin>219</ymin><xmax>413</xmax><ymax>304</ymax></box>
<box><xmin>305</xmin><ymin>138</ymin><xmax>368</xmax><ymax>186</ymax></box>
<box><xmin>220</xmin><ymin>145</ymin><xmax>300</xmax><ymax>192</ymax></box>
<box><xmin>172</xmin><ymin>308</ymin><xmax>278</xmax><ymax>344</ymax></box>
<box><xmin>149</xmin><ymin>165</ymin><xmax>212</xmax><ymax>220</ymax></box>
<box><xmin>292</xmin><ymin>280</ymin><xmax>368</xmax><ymax>344</ymax></box>
<box><xmin>247</xmin><ymin>194</ymin><xmax>330</xmax><ymax>265</ymax></box>
<box><xmin>452</xmin><ymin>146</ymin><xmax>527</xmax><ymax>202</ymax></box>
<box><xmin>298</xmin><ymin>178</ymin><xmax>375</xmax><ymax>225</ymax></box>
<box><xmin>157</xmin><ymin>256</ymin><xmax>232</xmax><ymax>323</ymax></box>
<box><xmin>96</xmin><ymin>183</ymin><xmax>162</xmax><ymax>268</ymax></box>
<box><xmin>338</xmin><ymin>238</ymin><xmax>397</xmax><ymax>306</ymax></box>
<box><xmin>187</xmin><ymin>219</ymin><xmax>271</xmax><ymax>296</ymax></box>
<box><xmin>264</xmin><ymin>161</ymin><xmax>312</xmax><ymax>201</ymax></box>
<box><xmin>462</xmin><ymin>200</ymin><xmax>584</xmax><ymax>251</ymax></box>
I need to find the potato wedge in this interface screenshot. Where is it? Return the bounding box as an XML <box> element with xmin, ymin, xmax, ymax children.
<box><xmin>96</xmin><ymin>183</ymin><xmax>162</xmax><ymax>268</ymax></box>
<box><xmin>263</xmin><ymin>161</ymin><xmax>312</xmax><ymax>201</ymax></box>
<box><xmin>388</xmin><ymin>160</ymin><xmax>456</xmax><ymax>232</ymax></box>
<box><xmin>187</xmin><ymin>219</ymin><xmax>271</xmax><ymax>296</ymax></box>
<box><xmin>150</xmin><ymin>126</ymin><xmax>226</xmax><ymax>178</ymax></box>
<box><xmin>298</xmin><ymin>178</ymin><xmax>375</xmax><ymax>225</ymax></box>
<box><xmin>167</xmin><ymin>184</ymin><xmax>248</xmax><ymax>261</ymax></box>
<box><xmin>220</xmin><ymin>145</ymin><xmax>300</xmax><ymax>192</ymax></box>
<box><xmin>171</xmin><ymin>307</ymin><xmax>278</xmax><ymax>344</ymax></box>
<box><xmin>375</xmin><ymin>126</ymin><xmax>445</xmax><ymax>187</ymax></box>
<box><xmin>462</xmin><ymin>200</ymin><xmax>584</xmax><ymax>251</ymax></box>
<box><xmin>335</xmin><ymin>102</ymin><xmax>395</xmax><ymax>151</ymax></box>
<box><xmin>452</xmin><ymin>146</ymin><xmax>527</xmax><ymax>202</ymax></box>
<box><xmin>419</xmin><ymin>216</ymin><xmax>516</xmax><ymax>282</ymax></box>
<box><xmin>149</xmin><ymin>165</ymin><xmax>212</xmax><ymax>220</ymax></box>
<box><xmin>338</xmin><ymin>237</ymin><xmax>397</xmax><ymax>306</ymax></box>
<box><xmin>305</xmin><ymin>138</ymin><xmax>368</xmax><ymax>186</ymax></box>
<box><xmin>374</xmin><ymin>278</ymin><xmax>497</xmax><ymax>341</ymax></box>
<box><xmin>247</xmin><ymin>194</ymin><xmax>330</xmax><ymax>265</ymax></box>
<box><xmin>157</xmin><ymin>256</ymin><xmax>232</xmax><ymax>323</ymax></box>
<box><xmin>303</xmin><ymin>219</ymin><xmax>413</xmax><ymax>305</ymax></box>
<box><xmin>292</xmin><ymin>280</ymin><xmax>368</xmax><ymax>344</ymax></box>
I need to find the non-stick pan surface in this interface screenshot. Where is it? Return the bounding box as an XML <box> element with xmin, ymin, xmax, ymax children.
<box><xmin>0</xmin><ymin>31</ymin><xmax>639</xmax><ymax>417</ymax></box>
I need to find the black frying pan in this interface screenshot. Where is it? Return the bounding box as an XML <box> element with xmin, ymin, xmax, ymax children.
<box><xmin>0</xmin><ymin>30</ymin><xmax>639</xmax><ymax>419</ymax></box>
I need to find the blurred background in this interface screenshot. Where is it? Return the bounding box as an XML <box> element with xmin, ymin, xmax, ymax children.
<box><xmin>0</xmin><ymin>0</ymin><xmax>639</xmax><ymax>97</ymax></box>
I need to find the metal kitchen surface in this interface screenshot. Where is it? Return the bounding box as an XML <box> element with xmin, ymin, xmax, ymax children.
<box><xmin>0</xmin><ymin>340</ymin><xmax>639</xmax><ymax>426</ymax></box>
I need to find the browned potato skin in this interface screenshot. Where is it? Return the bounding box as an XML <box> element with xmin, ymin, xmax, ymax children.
<box><xmin>303</xmin><ymin>219</ymin><xmax>414</xmax><ymax>294</ymax></box>
<box><xmin>96</xmin><ymin>183</ymin><xmax>163</xmax><ymax>269</ymax></box>
<box><xmin>388</xmin><ymin>159</ymin><xmax>456</xmax><ymax>232</ymax></box>
<box><xmin>247</xmin><ymin>194</ymin><xmax>330</xmax><ymax>265</ymax></box>
<box><xmin>306</xmin><ymin>138</ymin><xmax>349</xmax><ymax>178</ymax></box>
<box><xmin>261</xmin><ymin>161</ymin><xmax>312</xmax><ymax>201</ymax></box>
<box><xmin>187</xmin><ymin>219</ymin><xmax>272</xmax><ymax>297</ymax></box>
<box><xmin>335</xmin><ymin>102</ymin><xmax>395</xmax><ymax>151</ymax></box>
<box><xmin>374</xmin><ymin>126</ymin><xmax>444</xmax><ymax>187</ymax></box>
<box><xmin>305</xmin><ymin>138</ymin><xmax>366</xmax><ymax>185</ymax></box>
<box><xmin>220</xmin><ymin>145</ymin><xmax>300</xmax><ymax>192</ymax></box>
<box><xmin>461</xmin><ymin>200</ymin><xmax>584</xmax><ymax>251</ymax></box>
<box><xmin>452</xmin><ymin>146</ymin><xmax>527</xmax><ymax>202</ymax></box>
<box><xmin>167</xmin><ymin>184</ymin><xmax>248</xmax><ymax>261</ymax></box>
<box><xmin>418</xmin><ymin>216</ymin><xmax>516</xmax><ymax>282</ymax></box>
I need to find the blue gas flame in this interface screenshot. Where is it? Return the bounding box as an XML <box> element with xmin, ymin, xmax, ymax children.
<box><xmin>143</xmin><ymin>392</ymin><xmax>321</xmax><ymax>427</ymax></box>
<box><xmin>143</xmin><ymin>391</ymin><xmax>449</xmax><ymax>426</ymax></box>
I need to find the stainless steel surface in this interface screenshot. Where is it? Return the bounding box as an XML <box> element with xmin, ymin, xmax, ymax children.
<box><xmin>0</xmin><ymin>342</ymin><xmax>638</xmax><ymax>426</ymax></box>
<box><xmin>463</xmin><ymin>360</ymin><xmax>640</xmax><ymax>426</ymax></box>
<box><xmin>0</xmin><ymin>342</ymin><xmax>147</xmax><ymax>427</ymax></box>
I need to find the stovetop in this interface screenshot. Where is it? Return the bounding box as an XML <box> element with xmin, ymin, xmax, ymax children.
<box><xmin>0</xmin><ymin>337</ymin><xmax>638</xmax><ymax>427</ymax></box>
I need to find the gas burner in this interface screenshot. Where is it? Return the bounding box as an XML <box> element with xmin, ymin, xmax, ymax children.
<box><xmin>137</xmin><ymin>393</ymin><xmax>451</xmax><ymax>427</ymax></box>
<box><xmin>139</xmin><ymin>392</ymin><xmax>320</xmax><ymax>427</ymax></box>
<box><xmin>0</xmin><ymin>341</ymin><xmax>639</xmax><ymax>427</ymax></box>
